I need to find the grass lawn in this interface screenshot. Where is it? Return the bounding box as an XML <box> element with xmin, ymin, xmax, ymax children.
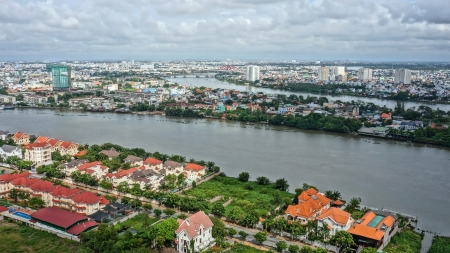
<box><xmin>0</xmin><ymin>222</ymin><xmax>83</xmax><ymax>253</ymax></box>
<box><xmin>428</xmin><ymin>236</ymin><xmax>450</xmax><ymax>253</ymax></box>
<box><xmin>122</xmin><ymin>213</ymin><xmax>160</xmax><ymax>230</ymax></box>
<box><xmin>224</xmin><ymin>244</ymin><xmax>267</xmax><ymax>253</ymax></box>
<box><xmin>384</xmin><ymin>228</ymin><xmax>422</xmax><ymax>253</ymax></box>
<box><xmin>185</xmin><ymin>176</ymin><xmax>294</xmax><ymax>216</ymax></box>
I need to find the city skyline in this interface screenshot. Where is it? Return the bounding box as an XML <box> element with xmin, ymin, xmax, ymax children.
<box><xmin>1</xmin><ymin>0</ymin><xmax>449</xmax><ymax>61</ymax></box>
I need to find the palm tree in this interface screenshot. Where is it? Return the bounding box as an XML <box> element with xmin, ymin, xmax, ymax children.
<box><xmin>189</xmin><ymin>158</ymin><xmax>196</xmax><ymax>163</ymax></box>
<box><xmin>206</xmin><ymin>161</ymin><xmax>215</xmax><ymax>171</ymax></box>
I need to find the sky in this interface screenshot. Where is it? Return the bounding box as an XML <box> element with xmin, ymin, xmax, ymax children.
<box><xmin>1</xmin><ymin>0</ymin><xmax>449</xmax><ymax>61</ymax></box>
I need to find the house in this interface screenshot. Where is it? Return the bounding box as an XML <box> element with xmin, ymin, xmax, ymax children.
<box><xmin>77</xmin><ymin>161</ymin><xmax>108</xmax><ymax>179</ymax></box>
<box><xmin>105</xmin><ymin>168</ymin><xmax>138</xmax><ymax>187</ymax></box>
<box><xmin>99</xmin><ymin>147</ymin><xmax>121</xmax><ymax>160</ymax></box>
<box><xmin>0</xmin><ymin>145</ymin><xmax>22</xmax><ymax>159</ymax></box>
<box><xmin>184</xmin><ymin>163</ymin><xmax>206</xmax><ymax>181</ymax></box>
<box><xmin>347</xmin><ymin>210</ymin><xmax>398</xmax><ymax>250</ymax></box>
<box><xmin>143</xmin><ymin>157</ymin><xmax>163</xmax><ymax>171</ymax></box>
<box><xmin>61</xmin><ymin>159</ymin><xmax>88</xmax><ymax>176</ymax></box>
<box><xmin>0</xmin><ymin>130</ymin><xmax>9</xmax><ymax>140</ymax></box>
<box><xmin>285</xmin><ymin>188</ymin><xmax>332</xmax><ymax>224</ymax></box>
<box><xmin>316</xmin><ymin>207</ymin><xmax>354</xmax><ymax>236</ymax></box>
<box><xmin>163</xmin><ymin>160</ymin><xmax>183</xmax><ymax>176</ymax></box>
<box><xmin>0</xmin><ymin>171</ymin><xmax>30</xmax><ymax>195</ymax></box>
<box><xmin>71</xmin><ymin>191</ymin><xmax>109</xmax><ymax>215</ymax></box>
<box><xmin>24</xmin><ymin>142</ymin><xmax>52</xmax><ymax>167</ymax></box>
<box><xmin>380</xmin><ymin>112</ymin><xmax>392</xmax><ymax>121</ymax></box>
<box><xmin>12</xmin><ymin>132</ymin><xmax>30</xmax><ymax>145</ymax></box>
<box><xmin>28</xmin><ymin>179</ymin><xmax>56</xmax><ymax>206</ymax></box>
<box><xmin>50</xmin><ymin>186</ymin><xmax>83</xmax><ymax>210</ymax></box>
<box><xmin>58</xmin><ymin>141</ymin><xmax>79</xmax><ymax>156</ymax></box>
<box><xmin>124</xmin><ymin>155</ymin><xmax>143</xmax><ymax>166</ymax></box>
<box><xmin>175</xmin><ymin>211</ymin><xmax>215</xmax><ymax>253</ymax></box>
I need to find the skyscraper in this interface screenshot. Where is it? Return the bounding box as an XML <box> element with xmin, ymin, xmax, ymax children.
<box><xmin>318</xmin><ymin>66</ymin><xmax>330</xmax><ymax>81</ymax></box>
<box><xmin>246</xmin><ymin>65</ymin><xmax>260</xmax><ymax>82</ymax></box>
<box><xmin>51</xmin><ymin>65</ymin><xmax>71</xmax><ymax>90</ymax></box>
<box><xmin>394</xmin><ymin>69</ymin><xmax>412</xmax><ymax>84</ymax></box>
<box><xmin>332</xmin><ymin>66</ymin><xmax>345</xmax><ymax>76</ymax></box>
<box><xmin>357</xmin><ymin>68</ymin><xmax>373</xmax><ymax>82</ymax></box>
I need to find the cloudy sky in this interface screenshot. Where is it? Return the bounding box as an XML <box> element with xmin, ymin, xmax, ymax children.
<box><xmin>1</xmin><ymin>0</ymin><xmax>449</xmax><ymax>61</ymax></box>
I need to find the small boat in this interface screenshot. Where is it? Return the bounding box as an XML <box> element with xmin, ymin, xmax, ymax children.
<box><xmin>3</xmin><ymin>105</ymin><xmax>15</xmax><ymax>110</ymax></box>
<box><xmin>246</xmin><ymin>122</ymin><xmax>254</xmax><ymax>125</ymax></box>
<box><xmin>0</xmin><ymin>105</ymin><xmax>4</xmax><ymax>110</ymax></box>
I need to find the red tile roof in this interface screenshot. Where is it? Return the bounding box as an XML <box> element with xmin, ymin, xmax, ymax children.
<box><xmin>51</xmin><ymin>186</ymin><xmax>82</xmax><ymax>198</ymax></box>
<box><xmin>11</xmin><ymin>177</ymin><xmax>40</xmax><ymax>187</ymax></box>
<box><xmin>59</xmin><ymin>141</ymin><xmax>73</xmax><ymax>149</ymax></box>
<box><xmin>176</xmin><ymin>211</ymin><xmax>213</xmax><ymax>239</ymax></box>
<box><xmin>184</xmin><ymin>163</ymin><xmax>205</xmax><ymax>171</ymax></box>
<box><xmin>316</xmin><ymin>207</ymin><xmax>352</xmax><ymax>226</ymax></box>
<box><xmin>25</xmin><ymin>142</ymin><xmax>51</xmax><ymax>150</ymax></box>
<box><xmin>30</xmin><ymin>207</ymin><xmax>88</xmax><ymax>228</ymax></box>
<box><xmin>78</xmin><ymin>161</ymin><xmax>102</xmax><ymax>171</ymax></box>
<box><xmin>14</xmin><ymin>132</ymin><xmax>26</xmax><ymax>139</ymax></box>
<box><xmin>66</xmin><ymin>220</ymin><xmax>98</xmax><ymax>235</ymax></box>
<box><xmin>144</xmin><ymin>157</ymin><xmax>162</xmax><ymax>165</ymax></box>
<box><xmin>72</xmin><ymin>192</ymin><xmax>101</xmax><ymax>205</ymax></box>
<box><xmin>113</xmin><ymin>168</ymin><xmax>138</xmax><ymax>178</ymax></box>
<box><xmin>47</xmin><ymin>139</ymin><xmax>61</xmax><ymax>147</ymax></box>
<box><xmin>29</xmin><ymin>180</ymin><xmax>55</xmax><ymax>192</ymax></box>
<box><xmin>0</xmin><ymin>172</ymin><xmax>30</xmax><ymax>183</ymax></box>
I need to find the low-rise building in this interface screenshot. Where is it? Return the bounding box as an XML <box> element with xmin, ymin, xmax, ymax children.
<box><xmin>347</xmin><ymin>210</ymin><xmax>398</xmax><ymax>250</ymax></box>
<box><xmin>184</xmin><ymin>163</ymin><xmax>206</xmax><ymax>181</ymax></box>
<box><xmin>316</xmin><ymin>207</ymin><xmax>354</xmax><ymax>236</ymax></box>
<box><xmin>12</xmin><ymin>132</ymin><xmax>30</xmax><ymax>145</ymax></box>
<box><xmin>285</xmin><ymin>188</ymin><xmax>332</xmax><ymax>224</ymax></box>
<box><xmin>175</xmin><ymin>211</ymin><xmax>215</xmax><ymax>253</ymax></box>
<box><xmin>0</xmin><ymin>145</ymin><xmax>22</xmax><ymax>159</ymax></box>
<box><xmin>24</xmin><ymin>142</ymin><xmax>52</xmax><ymax>166</ymax></box>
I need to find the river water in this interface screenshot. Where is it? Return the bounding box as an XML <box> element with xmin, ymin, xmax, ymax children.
<box><xmin>168</xmin><ymin>76</ymin><xmax>450</xmax><ymax>111</ymax></box>
<box><xmin>1</xmin><ymin>108</ymin><xmax>449</xmax><ymax>236</ymax></box>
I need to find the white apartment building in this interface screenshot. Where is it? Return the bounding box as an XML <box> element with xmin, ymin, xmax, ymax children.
<box><xmin>318</xmin><ymin>66</ymin><xmax>330</xmax><ymax>81</ymax></box>
<box><xmin>394</xmin><ymin>69</ymin><xmax>412</xmax><ymax>85</ymax></box>
<box><xmin>246</xmin><ymin>65</ymin><xmax>260</xmax><ymax>82</ymax></box>
<box><xmin>24</xmin><ymin>142</ymin><xmax>52</xmax><ymax>166</ymax></box>
<box><xmin>358</xmin><ymin>68</ymin><xmax>373</xmax><ymax>82</ymax></box>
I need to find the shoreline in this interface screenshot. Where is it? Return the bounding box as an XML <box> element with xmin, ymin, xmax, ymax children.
<box><xmin>214</xmin><ymin>77</ymin><xmax>450</xmax><ymax>105</ymax></box>
<box><xmin>10</xmin><ymin>106</ymin><xmax>450</xmax><ymax>150</ymax></box>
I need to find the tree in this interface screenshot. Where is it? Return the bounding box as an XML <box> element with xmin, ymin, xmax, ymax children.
<box><xmin>163</xmin><ymin>209</ymin><xmax>176</xmax><ymax>216</ymax></box>
<box><xmin>206</xmin><ymin>161</ymin><xmax>215</xmax><ymax>171</ymax></box>
<box><xmin>211</xmin><ymin>202</ymin><xmax>226</xmax><ymax>217</ymax></box>
<box><xmin>146</xmin><ymin>217</ymin><xmax>179</xmax><ymax>248</ymax></box>
<box><xmin>360</xmin><ymin>247</ymin><xmax>378</xmax><ymax>253</ymax></box>
<box><xmin>154</xmin><ymin>209</ymin><xmax>162</xmax><ymax>218</ymax></box>
<box><xmin>100</xmin><ymin>178</ymin><xmax>113</xmax><ymax>191</ymax></box>
<box><xmin>288</xmin><ymin>244</ymin><xmax>300</xmax><ymax>253</ymax></box>
<box><xmin>299</xmin><ymin>246</ymin><xmax>315</xmax><ymax>253</ymax></box>
<box><xmin>256</xmin><ymin>176</ymin><xmax>271</xmax><ymax>185</ymax></box>
<box><xmin>254</xmin><ymin>232</ymin><xmax>267</xmax><ymax>245</ymax></box>
<box><xmin>324</xmin><ymin>190</ymin><xmax>342</xmax><ymax>201</ymax></box>
<box><xmin>276</xmin><ymin>241</ymin><xmax>288</xmax><ymax>252</ymax></box>
<box><xmin>29</xmin><ymin>197</ymin><xmax>45</xmax><ymax>209</ymax></box>
<box><xmin>9</xmin><ymin>188</ymin><xmax>19</xmax><ymax>202</ymax></box>
<box><xmin>143</xmin><ymin>203</ymin><xmax>153</xmax><ymax>212</ymax></box>
<box><xmin>227</xmin><ymin>227</ymin><xmax>237</xmax><ymax>237</ymax></box>
<box><xmin>330</xmin><ymin>231</ymin><xmax>354</xmax><ymax>253</ymax></box>
<box><xmin>227</xmin><ymin>207</ymin><xmax>243</xmax><ymax>223</ymax></box>
<box><xmin>18</xmin><ymin>191</ymin><xmax>30</xmax><ymax>204</ymax></box>
<box><xmin>241</xmin><ymin>210</ymin><xmax>259</xmax><ymax>227</ymax></box>
<box><xmin>275</xmin><ymin>178</ymin><xmax>289</xmax><ymax>191</ymax></box>
<box><xmin>344</xmin><ymin>197</ymin><xmax>361</xmax><ymax>213</ymax></box>
<box><xmin>210</xmin><ymin>217</ymin><xmax>227</xmax><ymax>239</ymax></box>
<box><xmin>238</xmin><ymin>231</ymin><xmax>249</xmax><ymax>241</ymax></box>
<box><xmin>82</xmin><ymin>224</ymin><xmax>118</xmax><ymax>253</ymax></box>
<box><xmin>238</xmin><ymin>172</ymin><xmax>250</xmax><ymax>182</ymax></box>
<box><xmin>117</xmin><ymin>181</ymin><xmax>129</xmax><ymax>195</ymax></box>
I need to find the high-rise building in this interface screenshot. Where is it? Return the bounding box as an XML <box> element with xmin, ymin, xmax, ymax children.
<box><xmin>246</xmin><ymin>65</ymin><xmax>260</xmax><ymax>82</ymax></box>
<box><xmin>394</xmin><ymin>69</ymin><xmax>412</xmax><ymax>84</ymax></box>
<box><xmin>51</xmin><ymin>65</ymin><xmax>71</xmax><ymax>90</ymax></box>
<box><xmin>357</xmin><ymin>68</ymin><xmax>373</xmax><ymax>82</ymax></box>
<box><xmin>318</xmin><ymin>66</ymin><xmax>330</xmax><ymax>81</ymax></box>
<box><xmin>332</xmin><ymin>66</ymin><xmax>345</xmax><ymax>76</ymax></box>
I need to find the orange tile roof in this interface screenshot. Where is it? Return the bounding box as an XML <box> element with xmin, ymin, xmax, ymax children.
<box><xmin>34</xmin><ymin>136</ymin><xmax>49</xmax><ymax>143</ymax></box>
<box><xmin>78</xmin><ymin>161</ymin><xmax>102</xmax><ymax>171</ymax></box>
<box><xmin>25</xmin><ymin>142</ymin><xmax>51</xmax><ymax>150</ymax></box>
<box><xmin>59</xmin><ymin>141</ymin><xmax>73</xmax><ymax>149</ymax></box>
<box><xmin>316</xmin><ymin>207</ymin><xmax>351</xmax><ymax>225</ymax></box>
<box><xmin>74</xmin><ymin>150</ymin><xmax>87</xmax><ymax>157</ymax></box>
<box><xmin>113</xmin><ymin>168</ymin><xmax>138</xmax><ymax>178</ymax></box>
<box><xmin>347</xmin><ymin>211</ymin><xmax>396</xmax><ymax>241</ymax></box>
<box><xmin>184</xmin><ymin>163</ymin><xmax>205</xmax><ymax>171</ymax></box>
<box><xmin>14</xmin><ymin>132</ymin><xmax>25</xmax><ymax>139</ymax></box>
<box><xmin>286</xmin><ymin>188</ymin><xmax>331</xmax><ymax>219</ymax></box>
<box><xmin>144</xmin><ymin>157</ymin><xmax>162</xmax><ymax>165</ymax></box>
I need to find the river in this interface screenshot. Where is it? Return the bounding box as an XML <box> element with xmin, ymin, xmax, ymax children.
<box><xmin>167</xmin><ymin>76</ymin><xmax>450</xmax><ymax>111</ymax></box>
<box><xmin>1</xmin><ymin>108</ymin><xmax>450</xmax><ymax>236</ymax></box>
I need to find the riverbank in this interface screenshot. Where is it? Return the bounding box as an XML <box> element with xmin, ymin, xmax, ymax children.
<box><xmin>214</xmin><ymin>77</ymin><xmax>450</xmax><ymax>105</ymax></box>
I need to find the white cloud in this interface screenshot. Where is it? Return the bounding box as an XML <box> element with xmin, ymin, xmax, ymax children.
<box><xmin>0</xmin><ymin>0</ymin><xmax>449</xmax><ymax>61</ymax></box>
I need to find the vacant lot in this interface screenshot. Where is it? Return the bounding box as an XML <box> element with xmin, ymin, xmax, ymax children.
<box><xmin>0</xmin><ymin>222</ymin><xmax>83</xmax><ymax>253</ymax></box>
<box><xmin>428</xmin><ymin>236</ymin><xmax>450</xmax><ymax>253</ymax></box>
<box><xmin>384</xmin><ymin>228</ymin><xmax>422</xmax><ymax>253</ymax></box>
<box><xmin>185</xmin><ymin>176</ymin><xmax>294</xmax><ymax>216</ymax></box>
<box><xmin>122</xmin><ymin>213</ymin><xmax>160</xmax><ymax>230</ymax></box>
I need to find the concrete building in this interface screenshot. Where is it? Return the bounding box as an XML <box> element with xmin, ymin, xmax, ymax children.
<box><xmin>358</xmin><ymin>68</ymin><xmax>373</xmax><ymax>82</ymax></box>
<box><xmin>332</xmin><ymin>66</ymin><xmax>345</xmax><ymax>76</ymax></box>
<box><xmin>51</xmin><ymin>65</ymin><xmax>71</xmax><ymax>90</ymax></box>
<box><xmin>24</xmin><ymin>142</ymin><xmax>52</xmax><ymax>166</ymax></box>
<box><xmin>394</xmin><ymin>69</ymin><xmax>412</xmax><ymax>84</ymax></box>
<box><xmin>246</xmin><ymin>65</ymin><xmax>260</xmax><ymax>82</ymax></box>
<box><xmin>318</xmin><ymin>66</ymin><xmax>330</xmax><ymax>81</ymax></box>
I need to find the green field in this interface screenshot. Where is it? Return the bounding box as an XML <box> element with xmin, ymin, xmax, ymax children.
<box><xmin>122</xmin><ymin>213</ymin><xmax>160</xmax><ymax>230</ymax></box>
<box><xmin>185</xmin><ymin>176</ymin><xmax>294</xmax><ymax>216</ymax></box>
<box><xmin>428</xmin><ymin>236</ymin><xmax>450</xmax><ymax>253</ymax></box>
<box><xmin>384</xmin><ymin>229</ymin><xmax>422</xmax><ymax>253</ymax></box>
<box><xmin>227</xmin><ymin>244</ymin><xmax>267</xmax><ymax>253</ymax></box>
<box><xmin>0</xmin><ymin>222</ymin><xmax>83</xmax><ymax>253</ymax></box>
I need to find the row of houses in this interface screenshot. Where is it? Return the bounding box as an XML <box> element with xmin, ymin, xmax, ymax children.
<box><xmin>285</xmin><ymin>188</ymin><xmax>398</xmax><ymax>250</ymax></box>
<box><xmin>0</xmin><ymin>172</ymin><xmax>108</xmax><ymax>215</ymax></box>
